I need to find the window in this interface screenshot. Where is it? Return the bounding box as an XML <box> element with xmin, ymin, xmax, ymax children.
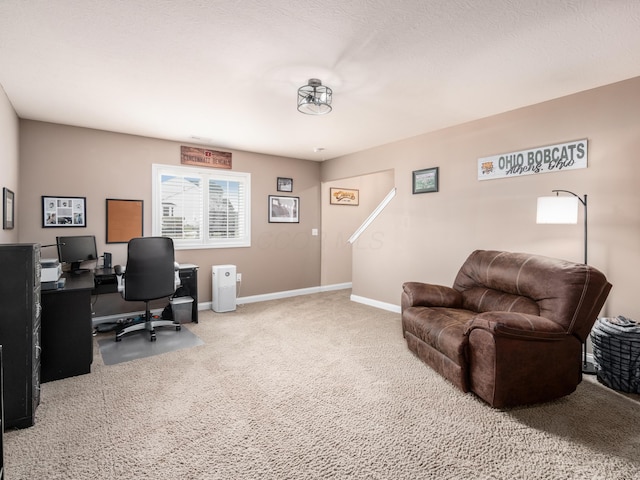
<box><xmin>152</xmin><ymin>164</ymin><xmax>251</xmax><ymax>249</ymax></box>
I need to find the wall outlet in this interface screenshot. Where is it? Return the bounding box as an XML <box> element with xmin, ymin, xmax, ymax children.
<box><xmin>236</xmin><ymin>273</ymin><xmax>242</xmax><ymax>282</ymax></box>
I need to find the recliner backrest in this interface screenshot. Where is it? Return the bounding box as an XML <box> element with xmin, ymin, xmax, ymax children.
<box><xmin>453</xmin><ymin>250</ymin><xmax>612</xmax><ymax>341</ymax></box>
<box><xmin>123</xmin><ymin>237</ymin><xmax>176</xmax><ymax>302</ymax></box>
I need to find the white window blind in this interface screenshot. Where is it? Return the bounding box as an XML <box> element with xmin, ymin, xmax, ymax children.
<box><xmin>152</xmin><ymin>164</ymin><xmax>251</xmax><ymax>249</ymax></box>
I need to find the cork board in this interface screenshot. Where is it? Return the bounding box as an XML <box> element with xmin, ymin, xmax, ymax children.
<box><xmin>106</xmin><ymin>199</ymin><xmax>143</xmax><ymax>243</ymax></box>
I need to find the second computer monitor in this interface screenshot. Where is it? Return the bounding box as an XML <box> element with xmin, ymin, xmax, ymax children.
<box><xmin>56</xmin><ymin>235</ymin><xmax>97</xmax><ymax>273</ymax></box>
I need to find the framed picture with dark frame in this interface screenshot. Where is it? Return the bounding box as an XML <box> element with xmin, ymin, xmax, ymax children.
<box><xmin>42</xmin><ymin>195</ymin><xmax>87</xmax><ymax>227</ymax></box>
<box><xmin>412</xmin><ymin>167</ymin><xmax>439</xmax><ymax>194</ymax></box>
<box><xmin>268</xmin><ymin>195</ymin><xmax>299</xmax><ymax>223</ymax></box>
<box><xmin>3</xmin><ymin>187</ymin><xmax>14</xmax><ymax>230</ymax></box>
<box><xmin>277</xmin><ymin>177</ymin><xmax>293</xmax><ymax>192</ymax></box>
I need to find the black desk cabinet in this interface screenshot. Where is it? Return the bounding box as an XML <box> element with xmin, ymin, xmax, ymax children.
<box><xmin>0</xmin><ymin>244</ymin><xmax>41</xmax><ymax>429</ymax></box>
<box><xmin>41</xmin><ymin>273</ymin><xmax>94</xmax><ymax>383</ymax></box>
<box><xmin>1</xmin><ymin>345</ymin><xmax>5</xmax><ymax>478</ymax></box>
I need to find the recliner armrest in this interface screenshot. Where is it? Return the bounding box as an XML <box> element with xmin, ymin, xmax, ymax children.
<box><xmin>401</xmin><ymin>282</ymin><xmax>462</xmax><ymax>309</ymax></box>
<box><xmin>465</xmin><ymin>311</ymin><xmax>567</xmax><ymax>340</ymax></box>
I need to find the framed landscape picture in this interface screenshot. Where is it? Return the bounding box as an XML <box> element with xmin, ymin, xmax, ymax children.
<box><xmin>412</xmin><ymin>167</ymin><xmax>439</xmax><ymax>194</ymax></box>
<box><xmin>268</xmin><ymin>195</ymin><xmax>299</xmax><ymax>223</ymax></box>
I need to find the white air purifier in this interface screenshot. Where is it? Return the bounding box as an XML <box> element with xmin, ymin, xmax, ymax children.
<box><xmin>211</xmin><ymin>265</ymin><xmax>237</xmax><ymax>312</ymax></box>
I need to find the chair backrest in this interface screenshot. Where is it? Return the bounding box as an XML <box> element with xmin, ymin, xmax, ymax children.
<box><xmin>123</xmin><ymin>237</ymin><xmax>176</xmax><ymax>302</ymax></box>
<box><xmin>453</xmin><ymin>250</ymin><xmax>612</xmax><ymax>342</ymax></box>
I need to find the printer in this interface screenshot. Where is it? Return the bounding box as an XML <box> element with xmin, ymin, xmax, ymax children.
<box><xmin>40</xmin><ymin>258</ymin><xmax>64</xmax><ymax>290</ymax></box>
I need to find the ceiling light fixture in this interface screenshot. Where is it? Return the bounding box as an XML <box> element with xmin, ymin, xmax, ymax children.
<box><xmin>297</xmin><ymin>78</ymin><xmax>332</xmax><ymax>115</ymax></box>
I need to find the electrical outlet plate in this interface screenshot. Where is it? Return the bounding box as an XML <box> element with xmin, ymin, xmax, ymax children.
<box><xmin>236</xmin><ymin>273</ymin><xmax>242</xmax><ymax>282</ymax></box>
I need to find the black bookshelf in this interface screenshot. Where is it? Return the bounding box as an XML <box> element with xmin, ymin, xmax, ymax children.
<box><xmin>0</xmin><ymin>244</ymin><xmax>41</xmax><ymax>429</ymax></box>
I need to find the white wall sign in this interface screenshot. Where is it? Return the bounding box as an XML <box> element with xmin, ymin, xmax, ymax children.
<box><xmin>477</xmin><ymin>139</ymin><xmax>588</xmax><ymax>181</ymax></box>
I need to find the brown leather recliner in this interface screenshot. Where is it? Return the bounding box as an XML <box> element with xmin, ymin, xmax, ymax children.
<box><xmin>401</xmin><ymin>250</ymin><xmax>612</xmax><ymax>408</ymax></box>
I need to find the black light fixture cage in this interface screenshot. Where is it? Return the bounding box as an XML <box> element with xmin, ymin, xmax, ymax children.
<box><xmin>297</xmin><ymin>78</ymin><xmax>332</xmax><ymax>115</ymax></box>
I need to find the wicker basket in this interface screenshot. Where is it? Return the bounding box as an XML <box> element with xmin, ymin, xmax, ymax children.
<box><xmin>590</xmin><ymin>316</ymin><xmax>640</xmax><ymax>393</ymax></box>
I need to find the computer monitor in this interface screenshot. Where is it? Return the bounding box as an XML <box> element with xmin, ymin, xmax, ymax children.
<box><xmin>56</xmin><ymin>235</ymin><xmax>98</xmax><ymax>274</ymax></box>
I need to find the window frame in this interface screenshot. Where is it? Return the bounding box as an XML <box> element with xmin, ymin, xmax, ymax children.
<box><xmin>152</xmin><ymin>163</ymin><xmax>251</xmax><ymax>250</ymax></box>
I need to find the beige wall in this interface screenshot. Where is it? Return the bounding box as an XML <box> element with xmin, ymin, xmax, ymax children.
<box><xmin>7</xmin><ymin>76</ymin><xmax>640</xmax><ymax>320</ymax></box>
<box><xmin>321</xmin><ymin>76</ymin><xmax>640</xmax><ymax>319</ymax></box>
<box><xmin>0</xmin><ymin>85</ymin><xmax>19</xmax><ymax>244</ymax></box>
<box><xmin>321</xmin><ymin>170</ymin><xmax>395</xmax><ymax>285</ymax></box>
<box><xmin>17</xmin><ymin>121</ymin><xmax>322</xmax><ymax>301</ymax></box>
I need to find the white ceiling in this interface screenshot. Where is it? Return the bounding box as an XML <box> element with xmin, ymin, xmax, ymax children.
<box><xmin>1</xmin><ymin>1</ymin><xmax>640</xmax><ymax>161</ymax></box>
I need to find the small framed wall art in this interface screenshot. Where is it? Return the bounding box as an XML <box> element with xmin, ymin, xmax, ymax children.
<box><xmin>42</xmin><ymin>195</ymin><xmax>87</xmax><ymax>227</ymax></box>
<box><xmin>3</xmin><ymin>187</ymin><xmax>14</xmax><ymax>230</ymax></box>
<box><xmin>330</xmin><ymin>188</ymin><xmax>359</xmax><ymax>206</ymax></box>
<box><xmin>412</xmin><ymin>167</ymin><xmax>439</xmax><ymax>194</ymax></box>
<box><xmin>269</xmin><ymin>195</ymin><xmax>299</xmax><ymax>223</ymax></box>
<box><xmin>277</xmin><ymin>177</ymin><xmax>293</xmax><ymax>192</ymax></box>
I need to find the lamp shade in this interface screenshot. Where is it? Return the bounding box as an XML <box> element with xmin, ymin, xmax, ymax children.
<box><xmin>536</xmin><ymin>196</ymin><xmax>579</xmax><ymax>224</ymax></box>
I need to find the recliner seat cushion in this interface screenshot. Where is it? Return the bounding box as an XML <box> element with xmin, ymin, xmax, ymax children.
<box><xmin>402</xmin><ymin>306</ymin><xmax>475</xmax><ymax>365</ymax></box>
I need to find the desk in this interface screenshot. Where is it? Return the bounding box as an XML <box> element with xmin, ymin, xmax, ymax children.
<box><xmin>41</xmin><ymin>272</ymin><xmax>94</xmax><ymax>383</ymax></box>
<box><xmin>93</xmin><ymin>264</ymin><xmax>199</xmax><ymax>323</ymax></box>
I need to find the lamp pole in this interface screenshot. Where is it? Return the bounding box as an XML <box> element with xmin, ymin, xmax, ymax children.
<box><xmin>551</xmin><ymin>189</ymin><xmax>587</xmax><ymax>264</ymax></box>
<box><xmin>551</xmin><ymin>189</ymin><xmax>595</xmax><ymax>374</ymax></box>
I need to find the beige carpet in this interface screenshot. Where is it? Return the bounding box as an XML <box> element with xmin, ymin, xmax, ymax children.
<box><xmin>5</xmin><ymin>290</ymin><xmax>640</xmax><ymax>479</ymax></box>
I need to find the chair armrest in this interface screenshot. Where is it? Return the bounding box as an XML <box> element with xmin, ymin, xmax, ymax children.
<box><xmin>174</xmin><ymin>262</ymin><xmax>181</xmax><ymax>289</ymax></box>
<box><xmin>114</xmin><ymin>265</ymin><xmax>125</xmax><ymax>293</ymax></box>
<box><xmin>401</xmin><ymin>282</ymin><xmax>462</xmax><ymax>309</ymax></box>
<box><xmin>465</xmin><ymin>311</ymin><xmax>567</xmax><ymax>341</ymax></box>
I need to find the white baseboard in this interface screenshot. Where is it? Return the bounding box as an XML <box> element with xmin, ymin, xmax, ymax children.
<box><xmin>350</xmin><ymin>294</ymin><xmax>401</xmax><ymax>313</ymax></box>
<box><xmin>95</xmin><ymin>284</ymin><xmax>403</xmax><ymax>324</ymax></box>
<box><xmin>236</xmin><ymin>282</ymin><xmax>352</xmax><ymax>305</ymax></box>
<box><xmin>95</xmin><ymin>284</ymin><xmax>354</xmax><ymax>324</ymax></box>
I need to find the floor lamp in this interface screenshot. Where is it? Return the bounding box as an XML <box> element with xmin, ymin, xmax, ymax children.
<box><xmin>536</xmin><ymin>189</ymin><xmax>597</xmax><ymax>374</ymax></box>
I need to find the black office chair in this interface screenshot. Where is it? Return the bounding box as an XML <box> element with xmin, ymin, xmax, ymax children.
<box><xmin>114</xmin><ymin>236</ymin><xmax>181</xmax><ymax>342</ymax></box>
